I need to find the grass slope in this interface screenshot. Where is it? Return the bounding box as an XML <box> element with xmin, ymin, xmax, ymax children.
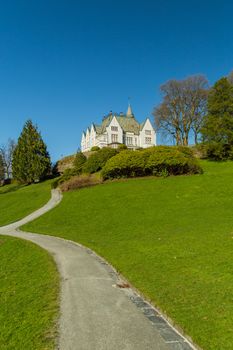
<box><xmin>0</xmin><ymin>181</ymin><xmax>51</xmax><ymax>226</ymax></box>
<box><xmin>23</xmin><ymin>161</ymin><xmax>233</xmax><ymax>350</ymax></box>
<box><xmin>0</xmin><ymin>236</ymin><xmax>59</xmax><ymax>350</ymax></box>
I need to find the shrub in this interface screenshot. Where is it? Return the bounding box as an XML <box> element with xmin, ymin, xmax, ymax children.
<box><xmin>101</xmin><ymin>146</ymin><xmax>202</xmax><ymax>180</ymax></box>
<box><xmin>204</xmin><ymin>142</ymin><xmax>232</xmax><ymax>161</ymax></box>
<box><xmin>60</xmin><ymin>174</ymin><xmax>102</xmax><ymax>192</ymax></box>
<box><xmin>101</xmin><ymin>150</ymin><xmax>147</xmax><ymax>179</ymax></box>
<box><xmin>145</xmin><ymin>148</ymin><xmax>202</xmax><ymax>176</ymax></box>
<box><xmin>117</xmin><ymin>144</ymin><xmax>128</xmax><ymax>150</ymax></box>
<box><xmin>73</xmin><ymin>151</ymin><xmax>86</xmax><ymax>173</ymax></box>
<box><xmin>83</xmin><ymin>147</ymin><xmax>118</xmax><ymax>173</ymax></box>
<box><xmin>90</xmin><ymin>146</ymin><xmax>100</xmax><ymax>151</ymax></box>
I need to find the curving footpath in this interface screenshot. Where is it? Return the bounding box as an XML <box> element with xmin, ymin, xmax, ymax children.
<box><xmin>0</xmin><ymin>189</ymin><xmax>196</xmax><ymax>350</ymax></box>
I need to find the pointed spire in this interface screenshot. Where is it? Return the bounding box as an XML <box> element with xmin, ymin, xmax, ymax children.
<box><xmin>126</xmin><ymin>101</ymin><xmax>134</xmax><ymax>117</ymax></box>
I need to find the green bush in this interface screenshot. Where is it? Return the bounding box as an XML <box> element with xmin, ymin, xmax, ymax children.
<box><xmin>73</xmin><ymin>151</ymin><xmax>86</xmax><ymax>173</ymax></box>
<box><xmin>83</xmin><ymin>147</ymin><xmax>118</xmax><ymax>174</ymax></box>
<box><xmin>117</xmin><ymin>144</ymin><xmax>128</xmax><ymax>150</ymax></box>
<box><xmin>101</xmin><ymin>150</ymin><xmax>147</xmax><ymax>179</ymax></box>
<box><xmin>90</xmin><ymin>146</ymin><xmax>100</xmax><ymax>151</ymax></box>
<box><xmin>145</xmin><ymin>148</ymin><xmax>201</xmax><ymax>176</ymax></box>
<box><xmin>205</xmin><ymin>142</ymin><xmax>232</xmax><ymax>161</ymax></box>
<box><xmin>101</xmin><ymin>146</ymin><xmax>202</xmax><ymax>180</ymax></box>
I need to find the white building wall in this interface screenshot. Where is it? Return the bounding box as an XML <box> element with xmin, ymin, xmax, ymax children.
<box><xmin>139</xmin><ymin>119</ymin><xmax>156</xmax><ymax>148</ymax></box>
<box><xmin>106</xmin><ymin>117</ymin><xmax>123</xmax><ymax>144</ymax></box>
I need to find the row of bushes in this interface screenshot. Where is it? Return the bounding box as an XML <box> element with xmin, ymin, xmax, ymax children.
<box><xmin>101</xmin><ymin>146</ymin><xmax>202</xmax><ymax>180</ymax></box>
<box><xmin>52</xmin><ymin>145</ymin><xmax>202</xmax><ymax>190</ymax></box>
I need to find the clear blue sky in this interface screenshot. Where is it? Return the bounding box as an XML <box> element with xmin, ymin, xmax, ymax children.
<box><xmin>0</xmin><ymin>0</ymin><xmax>233</xmax><ymax>161</ymax></box>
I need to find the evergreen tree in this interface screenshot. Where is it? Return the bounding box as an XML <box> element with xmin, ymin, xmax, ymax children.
<box><xmin>12</xmin><ymin>120</ymin><xmax>51</xmax><ymax>183</ymax></box>
<box><xmin>201</xmin><ymin>78</ymin><xmax>233</xmax><ymax>159</ymax></box>
<box><xmin>73</xmin><ymin>151</ymin><xmax>86</xmax><ymax>174</ymax></box>
<box><xmin>0</xmin><ymin>153</ymin><xmax>4</xmax><ymax>182</ymax></box>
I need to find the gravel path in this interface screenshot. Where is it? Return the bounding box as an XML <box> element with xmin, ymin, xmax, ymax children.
<box><xmin>0</xmin><ymin>189</ymin><xmax>195</xmax><ymax>350</ymax></box>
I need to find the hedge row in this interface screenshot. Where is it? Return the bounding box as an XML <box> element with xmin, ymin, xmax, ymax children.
<box><xmin>101</xmin><ymin>146</ymin><xmax>202</xmax><ymax>180</ymax></box>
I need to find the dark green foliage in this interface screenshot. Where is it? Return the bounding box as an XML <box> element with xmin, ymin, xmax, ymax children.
<box><xmin>83</xmin><ymin>147</ymin><xmax>118</xmax><ymax>174</ymax></box>
<box><xmin>12</xmin><ymin>120</ymin><xmax>51</xmax><ymax>184</ymax></box>
<box><xmin>202</xmin><ymin>78</ymin><xmax>233</xmax><ymax>159</ymax></box>
<box><xmin>0</xmin><ymin>153</ymin><xmax>4</xmax><ymax>182</ymax></box>
<box><xmin>101</xmin><ymin>146</ymin><xmax>202</xmax><ymax>180</ymax></box>
<box><xmin>90</xmin><ymin>146</ymin><xmax>100</xmax><ymax>151</ymax></box>
<box><xmin>73</xmin><ymin>151</ymin><xmax>86</xmax><ymax>173</ymax></box>
<box><xmin>117</xmin><ymin>144</ymin><xmax>128</xmax><ymax>150</ymax></box>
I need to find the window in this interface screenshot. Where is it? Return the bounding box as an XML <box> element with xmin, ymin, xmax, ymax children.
<box><xmin>111</xmin><ymin>134</ymin><xmax>118</xmax><ymax>143</ymax></box>
<box><xmin>111</xmin><ymin>126</ymin><xmax>118</xmax><ymax>131</ymax></box>
<box><xmin>135</xmin><ymin>138</ymin><xmax>137</xmax><ymax>146</ymax></box>
<box><xmin>145</xmin><ymin>130</ymin><xmax>151</xmax><ymax>135</ymax></box>
<box><xmin>126</xmin><ymin>137</ymin><xmax>133</xmax><ymax>145</ymax></box>
<box><xmin>145</xmin><ymin>137</ymin><xmax>152</xmax><ymax>144</ymax></box>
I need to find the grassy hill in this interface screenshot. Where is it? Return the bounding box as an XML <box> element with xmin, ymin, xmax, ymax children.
<box><xmin>22</xmin><ymin>160</ymin><xmax>233</xmax><ymax>350</ymax></box>
<box><xmin>0</xmin><ymin>181</ymin><xmax>51</xmax><ymax>226</ymax></box>
<box><xmin>0</xmin><ymin>236</ymin><xmax>59</xmax><ymax>349</ymax></box>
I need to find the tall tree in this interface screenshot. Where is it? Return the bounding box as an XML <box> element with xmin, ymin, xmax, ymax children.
<box><xmin>153</xmin><ymin>75</ymin><xmax>208</xmax><ymax>145</ymax></box>
<box><xmin>201</xmin><ymin>78</ymin><xmax>233</xmax><ymax>155</ymax></box>
<box><xmin>12</xmin><ymin>120</ymin><xmax>51</xmax><ymax>183</ymax></box>
<box><xmin>0</xmin><ymin>153</ymin><xmax>4</xmax><ymax>183</ymax></box>
<box><xmin>0</xmin><ymin>138</ymin><xmax>16</xmax><ymax>179</ymax></box>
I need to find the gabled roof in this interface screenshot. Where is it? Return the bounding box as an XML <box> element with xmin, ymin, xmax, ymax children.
<box><xmin>116</xmin><ymin>116</ymin><xmax>140</xmax><ymax>134</ymax></box>
<box><xmin>84</xmin><ymin>105</ymin><xmax>154</xmax><ymax>137</ymax></box>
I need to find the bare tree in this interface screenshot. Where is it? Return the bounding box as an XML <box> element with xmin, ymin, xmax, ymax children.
<box><xmin>153</xmin><ymin>75</ymin><xmax>208</xmax><ymax>145</ymax></box>
<box><xmin>0</xmin><ymin>138</ymin><xmax>16</xmax><ymax>179</ymax></box>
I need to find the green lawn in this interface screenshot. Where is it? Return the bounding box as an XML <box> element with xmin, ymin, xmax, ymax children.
<box><xmin>0</xmin><ymin>236</ymin><xmax>59</xmax><ymax>350</ymax></box>
<box><xmin>0</xmin><ymin>181</ymin><xmax>51</xmax><ymax>226</ymax></box>
<box><xmin>23</xmin><ymin>161</ymin><xmax>233</xmax><ymax>350</ymax></box>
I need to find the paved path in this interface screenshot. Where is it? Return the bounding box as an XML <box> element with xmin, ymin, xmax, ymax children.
<box><xmin>0</xmin><ymin>190</ymin><xmax>195</xmax><ymax>350</ymax></box>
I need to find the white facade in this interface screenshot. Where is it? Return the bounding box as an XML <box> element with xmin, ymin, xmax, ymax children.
<box><xmin>81</xmin><ymin>105</ymin><xmax>156</xmax><ymax>152</ymax></box>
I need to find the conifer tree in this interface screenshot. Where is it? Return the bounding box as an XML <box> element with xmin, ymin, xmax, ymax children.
<box><xmin>73</xmin><ymin>151</ymin><xmax>86</xmax><ymax>174</ymax></box>
<box><xmin>201</xmin><ymin>78</ymin><xmax>233</xmax><ymax>159</ymax></box>
<box><xmin>12</xmin><ymin>120</ymin><xmax>51</xmax><ymax>183</ymax></box>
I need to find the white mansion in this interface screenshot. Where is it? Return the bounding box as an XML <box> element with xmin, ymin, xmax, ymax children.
<box><xmin>81</xmin><ymin>104</ymin><xmax>156</xmax><ymax>151</ymax></box>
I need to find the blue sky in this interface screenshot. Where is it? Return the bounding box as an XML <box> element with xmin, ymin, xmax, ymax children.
<box><xmin>0</xmin><ymin>0</ymin><xmax>233</xmax><ymax>161</ymax></box>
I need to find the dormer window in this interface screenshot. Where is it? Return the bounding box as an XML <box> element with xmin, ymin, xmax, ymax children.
<box><xmin>145</xmin><ymin>130</ymin><xmax>151</xmax><ymax>135</ymax></box>
<box><xmin>111</xmin><ymin>126</ymin><xmax>118</xmax><ymax>131</ymax></box>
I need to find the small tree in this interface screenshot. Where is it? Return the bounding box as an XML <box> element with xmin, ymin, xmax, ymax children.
<box><xmin>201</xmin><ymin>78</ymin><xmax>233</xmax><ymax>159</ymax></box>
<box><xmin>0</xmin><ymin>138</ymin><xmax>16</xmax><ymax>179</ymax></box>
<box><xmin>73</xmin><ymin>151</ymin><xmax>86</xmax><ymax>174</ymax></box>
<box><xmin>12</xmin><ymin>120</ymin><xmax>51</xmax><ymax>183</ymax></box>
<box><xmin>0</xmin><ymin>153</ymin><xmax>4</xmax><ymax>183</ymax></box>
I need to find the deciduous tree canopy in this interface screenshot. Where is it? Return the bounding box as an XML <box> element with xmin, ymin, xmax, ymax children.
<box><xmin>153</xmin><ymin>75</ymin><xmax>208</xmax><ymax>145</ymax></box>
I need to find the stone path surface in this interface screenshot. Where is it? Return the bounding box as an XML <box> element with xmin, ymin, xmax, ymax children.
<box><xmin>0</xmin><ymin>189</ymin><xmax>196</xmax><ymax>350</ymax></box>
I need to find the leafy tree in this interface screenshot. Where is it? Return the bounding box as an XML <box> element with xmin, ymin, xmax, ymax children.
<box><xmin>201</xmin><ymin>78</ymin><xmax>233</xmax><ymax>159</ymax></box>
<box><xmin>0</xmin><ymin>138</ymin><xmax>16</xmax><ymax>179</ymax></box>
<box><xmin>153</xmin><ymin>75</ymin><xmax>208</xmax><ymax>145</ymax></box>
<box><xmin>73</xmin><ymin>151</ymin><xmax>86</xmax><ymax>174</ymax></box>
<box><xmin>0</xmin><ymin>153</ymin><xmax>4</xmax><ymax>183</ymax></box>
<box><xmin>12</xmin><ymin>120</ymin><xmax>51</xmax><ymax>183</ymax></box>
